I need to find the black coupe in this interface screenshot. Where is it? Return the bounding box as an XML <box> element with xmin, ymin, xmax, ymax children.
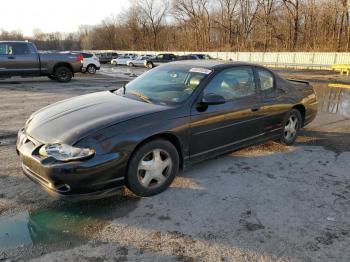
<box><xmin>17</xmin><ymin>61</ymin><xmax>318</xmax><ymax>200</ymax></box>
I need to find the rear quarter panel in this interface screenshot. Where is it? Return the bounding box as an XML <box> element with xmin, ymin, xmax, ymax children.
<box><xmin>39</xmin><ymin>53</ymin><xmax>82</xmax><ymax>74</ymax></box>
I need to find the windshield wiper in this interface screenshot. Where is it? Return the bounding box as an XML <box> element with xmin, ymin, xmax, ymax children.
<box><xmin>129</xmin><ymin>91</ymin><xmax>152</xmax><ymax>104</ymax></box>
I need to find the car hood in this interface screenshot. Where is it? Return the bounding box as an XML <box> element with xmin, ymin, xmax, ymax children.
<box><xmin>25</xmin><ymin>91</ymin><xmax>169</xmax><ymax>144</ymax></box>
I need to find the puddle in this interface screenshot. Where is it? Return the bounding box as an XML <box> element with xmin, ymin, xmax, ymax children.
<box><xmin>313</xmin><ymin>83</ymin><xmax>350</xmax><ymax>117</ymax></box>
<box><xmin>0</xmin><ymin>195</ymin><xmax>139</xmax><ymax>251</ymax></box>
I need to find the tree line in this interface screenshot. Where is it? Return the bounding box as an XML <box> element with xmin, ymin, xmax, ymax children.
<box><xmin>1</xmin><ymin>0</ymin><xmax>349</xmax><ymax>52</ymax></box>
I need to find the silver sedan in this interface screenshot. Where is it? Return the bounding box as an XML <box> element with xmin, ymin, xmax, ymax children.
<box><xmin>127</xmin><ymin>55</ymin><xmax>155</xmax><ymax>67</ymax></box>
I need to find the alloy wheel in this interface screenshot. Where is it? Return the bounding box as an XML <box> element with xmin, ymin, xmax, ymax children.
<box><xmin>284</xmin><ymin>115</ymin><xmax>298</xmax><ymax>141</ymax></box>
<box><xmin>87</xmin><ymin>66</ymin><xmax>96</xmax><ymax>74</ymax></box>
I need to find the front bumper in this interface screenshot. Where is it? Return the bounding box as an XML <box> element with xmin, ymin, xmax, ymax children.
<box><xmin>17</xmin><ymin>131</ymin><xmax>126</xmax><ymax>200</ymax></box>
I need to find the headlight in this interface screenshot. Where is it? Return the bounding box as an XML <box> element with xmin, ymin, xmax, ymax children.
<box><xmin>39</xmin><ymin>144</ymin><xmax>95</xmax><ymax>162</ymax></box>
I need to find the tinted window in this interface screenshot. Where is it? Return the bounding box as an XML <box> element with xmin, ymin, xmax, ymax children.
<box><xmin>12</xmin><ymin>43</ymin><xmax>32</xmax><ymax>55</ymax></box>
<box><xmin>0</xmin><ymin>43</ymin><xmax>9</xmax><ymax>55</ymax></box>
<box><xmin>204</xmin><ymin>67</ymin><xmax>256</xmax><ymax>100</ymax></box>
<box><xmin>258</xmin><ymin>69</ymin><xmax>274</xmax><ymax>91</ymax></box>
<box><xmin>82</xmin><ymin>53</ymin><xmax>93</xmax><ymax>58</ymax></box>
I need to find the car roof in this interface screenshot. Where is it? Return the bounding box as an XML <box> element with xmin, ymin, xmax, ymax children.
<box><xmin>169</xmin><ymin>60</ymin><xmax>261</xmax><ymax>70</ymax></box>
<box><xmin>0</xmin><ymin>40</ymin><xmax>33</xmax><ymax>44</ymax></box>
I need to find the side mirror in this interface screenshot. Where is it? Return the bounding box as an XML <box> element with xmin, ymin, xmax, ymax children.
<box><xmin>200</xmin><ymin>94</ymin><xmax>226</xmax><ymax>106</ymax></box>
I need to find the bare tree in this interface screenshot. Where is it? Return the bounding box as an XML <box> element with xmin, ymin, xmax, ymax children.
<box><xmin>172</xmin><ymin>0</ymin><xmax>212</xmax><ymax>50</ymax></box>
<box><xmin>214</xmin><ymin>0</ymin><xmax>239</xmax><ymax>49</ymax></box>
<box><xmin>257</xmin><ymin>0</ymin><xmax>276</xmax><ymax>51</ymax></box>
<box><xmin>282</xmin><ymin>0</ymin><xmax>301</xmax><ymax>50</ymax></box>
<box><xmin>337</xmin><ymin>0</ymin><xmax>349</xmax><ymax>50</ymax></box>
<box><xmin>136</xmin><ymin>0</ymin><xmax>169</xmax><ymax>49</ymax></box>
<box><xmin>239</xmin><ymin>0</ymin><xmax>261</xmax><ymax>50</ymax></box>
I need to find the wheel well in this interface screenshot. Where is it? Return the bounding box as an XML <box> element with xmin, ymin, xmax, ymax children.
<box><xmin>53</xmin><ymin>63</ymin><xmax>73</xmax><ymax>74</ymax></box>
<box><xmin>87</xmin><ymin>64</ymin><xmax>96</xmax><ymax>68</ymax></box>
<box><xmin>293</xmin><ymin>104</ymin><xmax>306</xmax><ymax>126</ymax></box>
<box><xmin>131</xmin><ymin>133</ymin><xmax>184</xmax><ymax>170</ymax></box>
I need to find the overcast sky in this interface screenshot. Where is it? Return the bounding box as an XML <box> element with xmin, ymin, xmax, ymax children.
<box><xmin>0</xmin><ymin>0</ymin><xmax>130</xmax><ymax>36</ymax></box>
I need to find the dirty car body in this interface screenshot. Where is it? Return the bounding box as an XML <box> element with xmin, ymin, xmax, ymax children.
<box><xmin>16</xmin><ymin>61</ymin><xmax>318</xmax><ymax>200</ymax></box>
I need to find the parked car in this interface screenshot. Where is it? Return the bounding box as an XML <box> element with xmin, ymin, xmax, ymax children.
<box><xmin>177</xmin><ymin>55</ymin><xmax>199</xmax><ymax>61</ymax></box>
<box><xmin>172</xmin><ymin>54</ymin><xmax>214</xmax><ymax>61</ymax></box>
<box><xmin>111</xmin><ymin>54</ymin><xmax>137</xmax><ymax>66</ymax></box>
<box><xmin>96</xmin><ymin>52</ymin><xmax>118</xmax><ymax>64</ymax></box>
<box><xmin>126</xmin><ymin>55</ymin><xmax>155</xmax><ymax>67</ymax></box>
<box><xmin>144</xmin><ymin>53</ymin><xmax>177</xmax><ymax>68</ymax></box>
<box><xmin>79</xmin><ymin>52</ymin><xmax>100</xmax><ymax>74</ymax></box>
<box><xmin>189</xmin><ymin>54</ymin><xmax>214</xmax><ymax>60</ymax></box>
<box><xmin>17</xmin><ymin>61</ymin><xmax>318</xmax><ymax>200</ymax></box>
<box><xmin>0</xmin><ymin>41</ymin><xmax>83</xmax><ymax>82</ymax></box>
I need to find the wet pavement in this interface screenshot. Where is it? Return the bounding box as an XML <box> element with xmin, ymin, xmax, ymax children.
<box><xmin>0</xmin><ymin>66</ymin><xmax>350</xmax><ymax>261</ymax></box>
<box><xmin>317</xmin><ymin>84</ymin><xmax>350</xmax><ymax>117</ymax></box>
<box><xmin>0</xmin><ymin>195</ymin><xmax>139</xmax><ymax>250</ymax></box>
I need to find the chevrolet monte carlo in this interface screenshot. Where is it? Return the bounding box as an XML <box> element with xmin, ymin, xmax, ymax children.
<box><xmin>17</xmin><ymin>61</ymin><xmax>318</xmax><ymax>200</ymax></box>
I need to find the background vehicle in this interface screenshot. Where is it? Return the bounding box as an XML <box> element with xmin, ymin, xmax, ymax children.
<box><xmin>96</xmin><ymin>52</ymin><xmax>118</xmax><ymax>64</ymax></box>
<box><xmin>189</xmin><ymin>54</ymin><xmax>214</xmax><ymax>60</ymax></box>
<box><xmin>0</xmin><ymin>41</ymin><xmax>82</xmax><ymax>82</ymax></box>
<box><xmin>79</xmin><ymin>52</ymin><xmax>100</xmax><ymax>74</ymax></box>
<box><xmin>111</xmin><ymin>54</ymin><xmax>137</xmax><ymax>66</ymax></box>
<box><xmin>144</xmin><ymin>53</ymin><xmax>177</xmax><ymax>68</ymax></box>
<box><xmin>126</xmin><ymin>55</ymin><xmax>155</xmax><ymax>67</ymax></box>
<box><xmin>17</xmin><ymin>61</ymin><xmax>318</xmax><ymax>199</ymax></box>
<box><xmin>177</xmin><ymin>55</ymin><xmax>200</xmax><ymax>61</ymax></box>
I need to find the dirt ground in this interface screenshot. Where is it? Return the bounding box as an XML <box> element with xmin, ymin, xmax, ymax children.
<box><xmin>0</xmin><ymin>66</ymin><xmax>349</xmax><ymax>262</ymax></box>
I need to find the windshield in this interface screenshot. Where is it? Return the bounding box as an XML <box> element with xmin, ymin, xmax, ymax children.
<box><xmin>116</xmin><ymin>65</ymin><xmax>211</xmax><ymax>105</ymax></box>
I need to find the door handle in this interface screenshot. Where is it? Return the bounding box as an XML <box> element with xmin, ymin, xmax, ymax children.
<box><xmin>251</xmin><ymin>107</ymin><xmax>260</xmax><ymax>112</ymax></box>
<box><xmin>8</xmin><ymin>56</ymin><xmax>15</xmax><ymax>60</ymax></box>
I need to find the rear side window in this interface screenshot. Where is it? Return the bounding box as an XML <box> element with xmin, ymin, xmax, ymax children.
<box><xmin>258</xmin><ymin>69</ymin><xmax>274</xmax><ymax>91</ymax></box>
<box><xmin>82</xmin><ymin>53</ymin><xmax>93</xmax><ymax>58</ymax></box>
<box><xmin>11</xmin><ymin>43</ymin><xmax>32</xmax><ymax>55</ymax></box>
<box><xmin>204</xmin><ymin>67</ymin><xmax>256</xmax><ymax>100</ymax></box>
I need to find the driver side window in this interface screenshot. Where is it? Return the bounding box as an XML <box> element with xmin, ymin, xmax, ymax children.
<box><xmin>203</xmin><ymin>67</ymin><xmax>256</xmax><ymax>100</ymax></box>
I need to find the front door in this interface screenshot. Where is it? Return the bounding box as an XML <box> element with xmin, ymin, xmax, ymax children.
<box><xmin>190</xmin><ymin>66</ymin><xmax>263</xmax><ymax>161</ymax></box>
<box><xmin>6</xmin><ymin>42</ymin><xmax>40</xmax><ymax>75</ymax></box>
<box><xmin>0</xmin><ymin>42</ymin><xmax>11</xmax><ymax>75</ymax></box>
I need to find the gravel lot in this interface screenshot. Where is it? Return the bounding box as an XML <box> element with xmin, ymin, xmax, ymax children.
<box><xmin>0</xmin><ymin>65</ymin><xmax>349</xmax><ymax>262</ymax></box>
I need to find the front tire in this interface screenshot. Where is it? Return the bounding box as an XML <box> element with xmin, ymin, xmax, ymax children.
<box><xmin>279</xmin><ymin>109</ymin><xmax>302</xmax><ymax>145</ymax></box>
<box><xmin>126</xmin><ymin>139</ymin><xmax>179</xmax><ymax>197</ymax></box>
<box><xmin>54</xmin><ymin>66</ymin><xmax>73</xmax><ymax>83</ymax></box>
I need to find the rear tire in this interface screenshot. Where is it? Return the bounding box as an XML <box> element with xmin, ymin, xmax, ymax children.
<box><xmin>279</xmin><ymin>109</ymin><xmax>302</xmax><ymax>145</ymax></box>
<box><xmin>54</xmin><ymin>66</ymin><xmax>73</xmax><ymax>83</ymax></box>
<box><xmin>146</xmin><ymin>62</ymin><xmax>154</xmax><ymax>69</ymax></box>
<box><xmin>86</xmin><ymin>65</ymin><xmax>97</xmax><ymax>74</ymax></box>
<box><xmin>126</xmin><ymin>139</ymin><xmax>179</xmax><ymax>197</ymax></box>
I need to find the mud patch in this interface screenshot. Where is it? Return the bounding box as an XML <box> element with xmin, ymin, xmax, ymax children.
<box><xmin>232</xmin><ymin>141</ymin><xmax>293</xmax><ymax>157</ymax></box>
